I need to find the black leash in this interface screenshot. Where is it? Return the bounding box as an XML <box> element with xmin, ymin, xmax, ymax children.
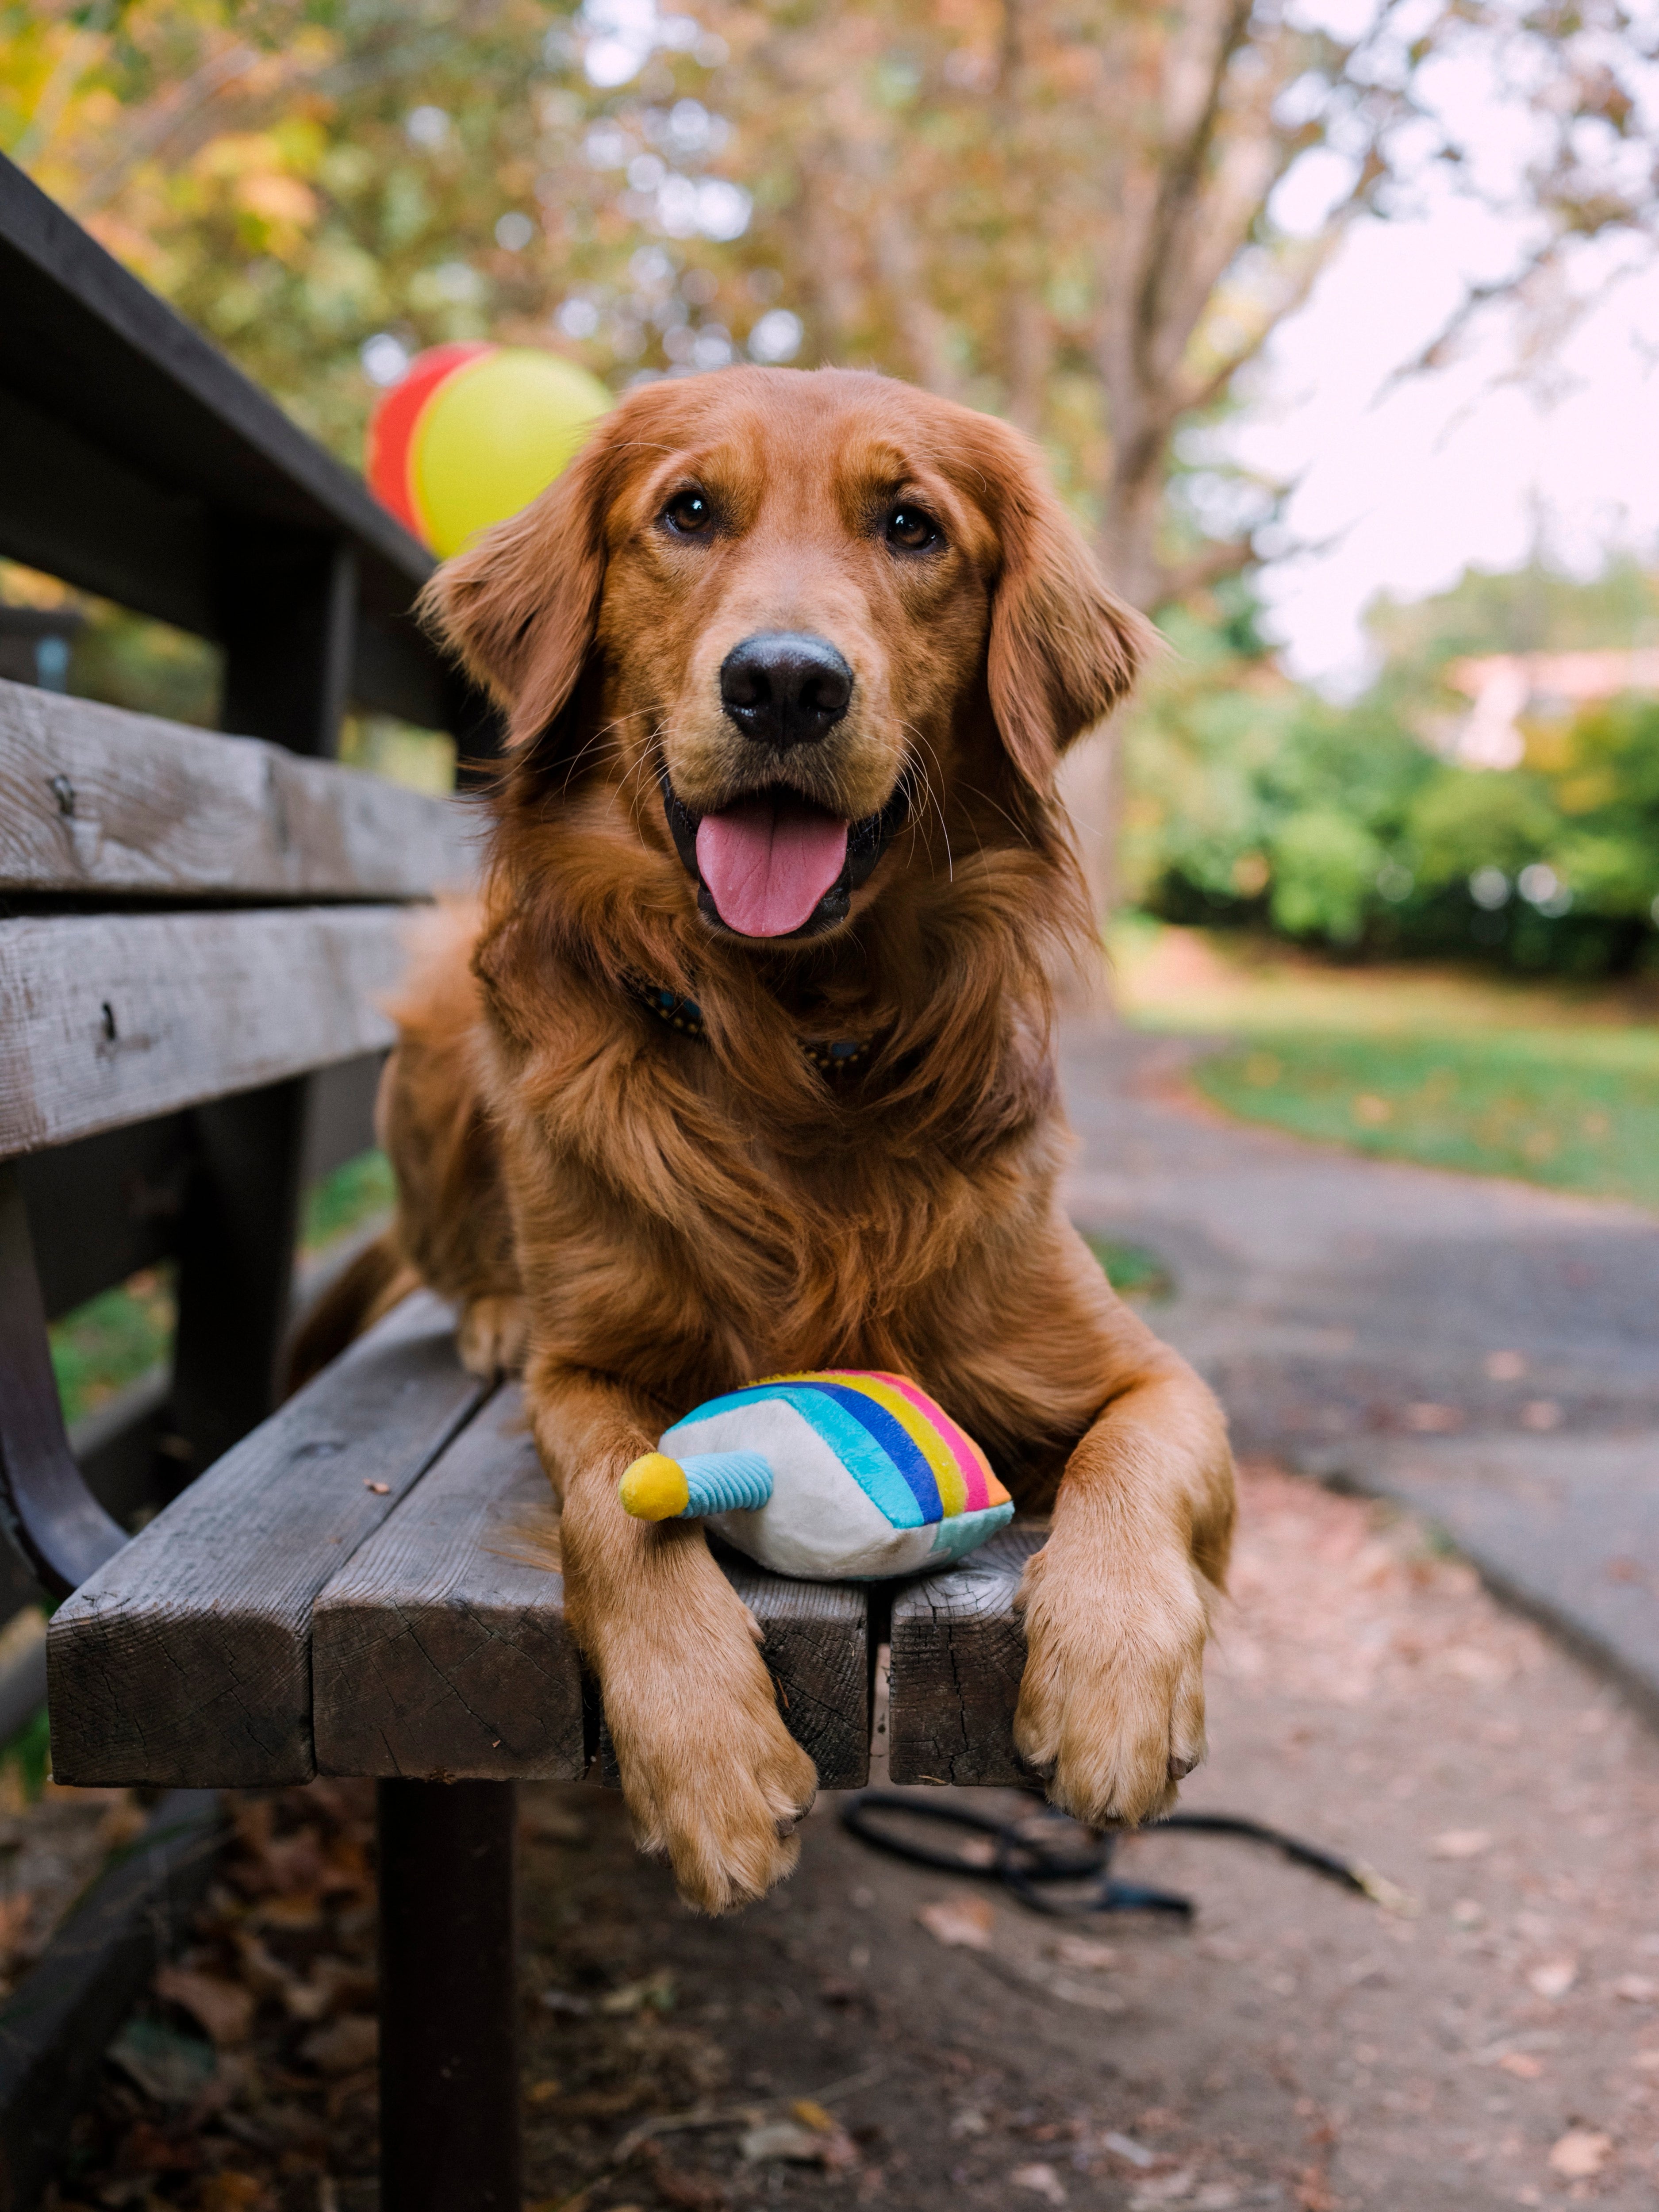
<box><xmin>840</xmin><ymin>1790</ymin><xmax>1412</xmax><ymax>1919</ymax></box>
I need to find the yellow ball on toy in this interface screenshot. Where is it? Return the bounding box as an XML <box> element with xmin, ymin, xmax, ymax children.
<box><xmin>618</xmin><ymin>1452</ymin><xmax>691</xmax><ymax>1522</ymax></box>
<box><xmin>366</xmin><ymin>343</ymin><xmax>611</xmax><ymax>557</ymax></box>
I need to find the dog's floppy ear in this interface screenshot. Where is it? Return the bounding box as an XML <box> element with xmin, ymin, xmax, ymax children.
<box><xmin>970</xmin><ymin>422</ymin><xmax>1156</xmax><ymax>796</ymax></box>
<box><xmin>417</xmin><ymin>414</ymin><xmax>620</xmax><ymax>749</ymax></box>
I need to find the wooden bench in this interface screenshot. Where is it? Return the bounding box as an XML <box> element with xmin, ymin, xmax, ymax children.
<box><xmin>7</xmin><ymin>680</ymin><xmax>1037</xmax><ymax>2209</ymax></box>
<box><xmin>0</xmin><ymin>147</ymin><xmax>1034</xmax><ymax>2212</ymax></box>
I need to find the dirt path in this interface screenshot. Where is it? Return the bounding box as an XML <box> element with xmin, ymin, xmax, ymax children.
<box><xmin>53</xmin><ymin>1463</ymin><xmax>1659</xmax><ymax>2211</ymax></box>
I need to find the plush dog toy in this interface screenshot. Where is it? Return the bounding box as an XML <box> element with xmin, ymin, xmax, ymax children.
<box><xmin>619</xmin><ymin>1371</ymin><xmax>1013</xmax><ymax>1580</ymax></box>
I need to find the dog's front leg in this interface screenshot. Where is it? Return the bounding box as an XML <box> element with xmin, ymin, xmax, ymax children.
<box><xmin>1014</xmin><ymin>1350</ymin><xmax>1235</xmax><ymax>1828</ymax></box>
<box><xmin>528</xmin><ymin>1360</ymin><xmax>819</xmax><ymax>1912</ymax></box>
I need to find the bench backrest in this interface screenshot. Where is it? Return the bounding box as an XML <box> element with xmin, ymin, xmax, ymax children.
<box><xmin>0</xmin><ymin>148</ymin><xmax>492</xmax><ymax>1620</ymax></box>
<box><xmin>0</xmin><ymin>678</ymin><xmax>474</xmax><ymax>1599</ymax></box>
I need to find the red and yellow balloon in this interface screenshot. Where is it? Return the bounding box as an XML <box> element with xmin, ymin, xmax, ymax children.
<box><xmin>366</xmin><ymin>344</ymin><xmax>611</xmax><ymax>558</ymax></box>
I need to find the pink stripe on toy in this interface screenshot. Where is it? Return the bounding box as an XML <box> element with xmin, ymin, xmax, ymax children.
<box><xmin>869</xmin><ymin>1373</ymin><xmax>1006</xmax><ymax>1510</ymax></box>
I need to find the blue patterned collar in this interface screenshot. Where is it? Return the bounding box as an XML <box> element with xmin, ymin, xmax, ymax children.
<box><xmin>628</xmin><ymin>979</ymin><xmax>877</xmax><ymax>1074</ymax></box>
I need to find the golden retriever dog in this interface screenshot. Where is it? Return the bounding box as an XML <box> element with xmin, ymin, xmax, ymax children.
<box><xmin>338</xmin><ymin>364</ymin><xmax>1235</xmax><ymax>1912</ymax></box>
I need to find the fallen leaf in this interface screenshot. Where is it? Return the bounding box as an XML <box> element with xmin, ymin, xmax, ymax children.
<box><xmin>0</xmin><ymin>1892</ymin><xmax>33</xmax><ymax>1959</ymax></box>
<box><xmin>526</xmin><ymin>2078</ymin><xmax>563</xmax><ymax>2104</ymax></box>
<box><xmin>949</xmin><ymin>2107</ymin><xmax>990</xmax><ymax>2138</ymax></box>
<box><xmin>1528</xmin><ymin>1959</ymin><xmax>1578</xmax><ymax>2000</ymax></box>
<box><xmin>200</xmin><ymin>2176</ymin><xmax>266</xmax><ymax>2211</ymax></box>
<box><xmin>1498</xmin><ymin>2052</ymin><xmax>1544</xmax><ymax>2078</ymax></box>
<box><xmin>230</xmin><ymin>1931</ymin><xmax>294</xmax><ymax>1999</ymax></box>
<box><xmin>155</xmin><ymin>1965</ymin><xmax>255</xmax><ymax>2047</ymax></box>
<box><xmin>1548</xmin><ymin>2129</ymin><xmax>1610</xmax><ymax>2178</ymax></box>
<box><xmin>790</xmin><ymin>2098</ymin><xmax>834</xmax><ymax>2131</ymax></box>
<box><xmin>740</xmin><ymin>2121</ymin><xmax>825</xmax><ymax>2164</ymax></box>
<box><xmin>521</xmin><ymin>1805</ymin><xmax>588</xmax><ymax>1843</ymax></box>
<box><xmin>1047</xmin><ymin>1934</ymin><xmax>1119</xmax><ymax>1971</ymax></box>
<box><xmin>300</xmin><ymin>2013</ymin><xmax>378</xmax><ymax>2074</ymax></box>
<box><xmin>598</xmin><ymin>1968</ymin><xmax>675</xmax><ymax>2014</ymax></box>
<box><xmin>648</xmin><ymin>2166</ymin><xmax>727</xmax><ymax>2212</ymax></box>
<box><xmin>1011</xmin><ymin>2164</ymin><xmax>1068</xmax><ymax>2205</ymax></box>
<box><xmin>917</xmin><ymin>1896</ymin><xmax>995</xmax><ymax>1950</ymax></box>
<box><xmin>1405</xmin><ymin>1401</ymin><xmax>1460</xmax><ymax>1432</ymax></box>
<box><xmin>1130</xmin><ymin>2173</ymin><xmax>1195</xmax><ymax>2207</ymax></box>
<box><xmin>1431</xmin><ymin>1829</ymin><xmax>1492</xmax><ymax>1860</ymax></box>
<box><xmin>281</xmin><ymin>1979</ymin><xmax>334</xmax><ymax>2023</ymax></box>
<box><xmin>1102</xmin><ymin>2132</ymin><xmax>1159</xmax><ymax>2170</ymax></box>
<box><xmin>247</xmin><ymin>1893</ymin><xmax>323</xmax><ymax>1932</ymax></box>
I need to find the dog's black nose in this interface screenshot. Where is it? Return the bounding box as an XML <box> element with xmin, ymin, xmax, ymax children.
<box><xmin>719</xmin><ymin>632</ymin><xmax>853</xmax><ymax>748</ymax></box>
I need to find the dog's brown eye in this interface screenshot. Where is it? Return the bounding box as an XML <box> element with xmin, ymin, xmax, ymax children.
<box><xmin>664</xmin><ymin>490</ymin><xmax>713</xmax><ymax>534</ymax></box>
<box><xmin>886</xmin><ymin>505</ymin><xmax>940</xmax><ymax>552</ymax></box>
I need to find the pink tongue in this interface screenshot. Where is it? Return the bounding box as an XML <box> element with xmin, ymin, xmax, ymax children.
<box><xmin>695</xmin><ymin>797</ymin><xmax>851</xmax><ymax>937</ymax></box>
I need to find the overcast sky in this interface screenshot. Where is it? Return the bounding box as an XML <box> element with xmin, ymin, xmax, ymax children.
<box><xmin>1231</xmin><ymin>13</ymin><xmax>1659</xmax><ymax>691</ymax></box>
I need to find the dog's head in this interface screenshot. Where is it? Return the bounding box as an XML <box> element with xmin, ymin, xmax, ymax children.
<box><xmin>424</xmin><ymin>366</ymin><xmax>1150</xmax><ymax>946</ymax></box>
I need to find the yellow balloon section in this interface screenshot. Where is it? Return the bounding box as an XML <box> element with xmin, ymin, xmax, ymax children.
<box><xmin>409</xmin><ymin>349</ymin><xmax>611</xmax><ymax>558</ymax></box>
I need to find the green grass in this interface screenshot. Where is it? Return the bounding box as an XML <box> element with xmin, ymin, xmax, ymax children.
<box><xmin>48</xmin><ymin>1148</ymin><xmax>396</xmax><ymax>1430</ymax></box>
<box><xmin>1109</xmin><ymin>919</ymin><xmax>1659</xmax><ymax>1212</ymax></box>
<box><xmin>1195</xmin><ymin>1028</ymin><xmax>1659</xmax><ymax>1209</ymax></box>
<box><xmin>301</xmin><ymin>1147</ymin><xmax>395</xmax><ymax>1251</ymax></box>
<box><xmin>1</xmin><ymin>1706</ymin><xmax>51</xmax><ymax>1804</ymax></box>
<box><xmin>49</xmin><ymin>1268</ymin><xmax>177</xmax><ymax>1429</ymax></box>
<box><xmin>1083</xmin><ymin>1235</ymin><xmax>1175</xmax><ymax>1301</ymax></box>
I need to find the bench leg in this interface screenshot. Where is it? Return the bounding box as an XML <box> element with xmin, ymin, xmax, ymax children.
<box><xmin>377</xmin><ymin>1779</ymin><xmax>521</xmax><ymax>2211</ymax></box>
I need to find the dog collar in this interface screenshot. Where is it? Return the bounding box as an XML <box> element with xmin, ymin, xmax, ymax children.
<box><xmin>628</xmin><ymin>979</ymin><xmax>878</xmax><ymax>1075</ymax></box>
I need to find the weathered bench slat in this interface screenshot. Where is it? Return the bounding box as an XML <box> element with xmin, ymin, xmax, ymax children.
<box><xmin>886</xmin><ymin>1523</ymin><xmax>1045</xmax><ymax>1786</ymax></box>
<box><xmin>723</xmin><ymin>1558</ymin><xmax>869</xmax><ymax>1790</ymax></box>
<box><xmin>47</xmin><ymin>1294</ymin><xmax>488</xmax><ymax>1789</ymax></box>
<box><xmin>0</xmin><ymin>680</ymin><xmax>475</xmax><ymax>900</ymax></box>
<box><xmin>0</xmin><ymin>906</ymin><xmax>408</xmax><ymax>1157</ymax></box>
<box><xmin>316</xmin><ymin>1386</ymin><xmax>871</xmax><ymax>1789</ymax></box>
<box><xmin>313</xmin><ymin>1386</ymin><xmax>584</xmax><ymax>1782</ymax></box>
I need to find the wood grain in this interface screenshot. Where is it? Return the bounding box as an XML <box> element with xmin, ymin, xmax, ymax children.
<box><xmin>47</xmin><ymin>1294</ymin><xmax>488</xmax><ymax>1789</ymax></box>
<box><xmin>0</xmin><ymin>906</ymin><xmax>408</xmax><ymax>1158</ymax></box>
<box><xmin>0</xmin><ymin>679</ymin><xmax>476</xmax><ymax>899</ymax></box>
<box><xmin>312</xmin><ymin>1385</ymin><xmax>584</xmax><ymax>1783</ymax></box>
<box><xmin>593</xmin><ymin>1551</ymin><xmax>870</xmax><ymax>1792</ymax></box>
<box><xmin>886</xmin><ymin>1523</ymin><xmax>1047</xmax><ymax>1786</ymax></box>
<box><xmin>722</xmin><ymin>1552</ymin><xmax>870</xmax><ymax>1790</ymax></box>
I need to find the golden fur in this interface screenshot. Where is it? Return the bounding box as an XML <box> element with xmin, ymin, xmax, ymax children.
<box><xmin>364</xmin><ymin>365</ymin><xmax>1235</xmax><ymax>1912</ymax></box>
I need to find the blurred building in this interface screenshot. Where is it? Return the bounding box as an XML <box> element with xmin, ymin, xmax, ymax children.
<box><xmin>1444</xmin><ymin>650</ymin><xmax>1659</xmax><ymax>768</ymax></box>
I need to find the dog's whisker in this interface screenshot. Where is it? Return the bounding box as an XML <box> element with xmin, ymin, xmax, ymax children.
<box><xmin>898</xmin><ymin>726</ymin><xmax>954</xmax><ymax>883</ymax></box>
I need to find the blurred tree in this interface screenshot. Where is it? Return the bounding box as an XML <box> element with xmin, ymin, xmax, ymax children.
<box><xmin>1125</xmin><ymin>557</ymin><xmax>1659</xmax><ymax>974</ymax></box>
<box><xmin>6</xmin><ymin>1</ymin><xmax>1658</xmax><ymax>909</ymax></box>
<box><xmin>0</xmin><ymin>0</ymin><xmax>763</xmax><ymax>459</ymax></box>
<box><xmin>8</xmin><ymin>1</ymin><xmax>1656</xmax><ymax>599</ymax></box>
<box><xmin>697</xmin><ymin>0</ymin><xmax>1659</xmax><ymax>611</ymax></box>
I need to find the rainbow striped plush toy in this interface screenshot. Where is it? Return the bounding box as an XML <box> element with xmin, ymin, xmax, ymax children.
<box><xmin>619</xmin><ymin>1371</ymin><xmax>1013</xmax><ymax>1581</ymax></box>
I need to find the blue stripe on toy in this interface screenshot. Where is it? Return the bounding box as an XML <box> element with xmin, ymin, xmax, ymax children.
<box><xmin>665</xmin><ymin>1384</ymin><xmax>925</xmax><ymax>1529</ymax></box>
<box><xmin>803</xmin><ymin>1382</ymin><xmax>943</xmax><ymax>1523</ymax></box>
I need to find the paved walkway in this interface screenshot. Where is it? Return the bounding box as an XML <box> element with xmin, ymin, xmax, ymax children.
<box><xmin>1060</xmin><ymin>1020</ymin><xmax>1659</xmax><ymax>1716</ymax></box>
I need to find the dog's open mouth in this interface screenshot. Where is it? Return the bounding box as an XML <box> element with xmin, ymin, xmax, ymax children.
<box><xmin>662</xmin><ymin>778</ymin><xmax>907</xmax><ymax>940</ymax></box>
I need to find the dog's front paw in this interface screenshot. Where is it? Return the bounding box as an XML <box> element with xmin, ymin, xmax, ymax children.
<box><xmin>603</xmin><ymin>1623</ymin><xmax>819</xmax><ymax>1914</ymax></box>
<box><xmin>1013</xmin><ymin>1538</ymin><xmax>1210</xmax><ymax>1828</ymax></box>
<box><xmin>457</xmin><ymin>1294</ymin><xmax>528</xmax><ymax>1378</ymax></box>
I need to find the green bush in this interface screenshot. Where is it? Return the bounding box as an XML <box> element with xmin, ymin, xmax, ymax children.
<box><xmin>1122</xmin><ymin>565</ymin><xmax>1659</xmax><ymax>977</ymax></box>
